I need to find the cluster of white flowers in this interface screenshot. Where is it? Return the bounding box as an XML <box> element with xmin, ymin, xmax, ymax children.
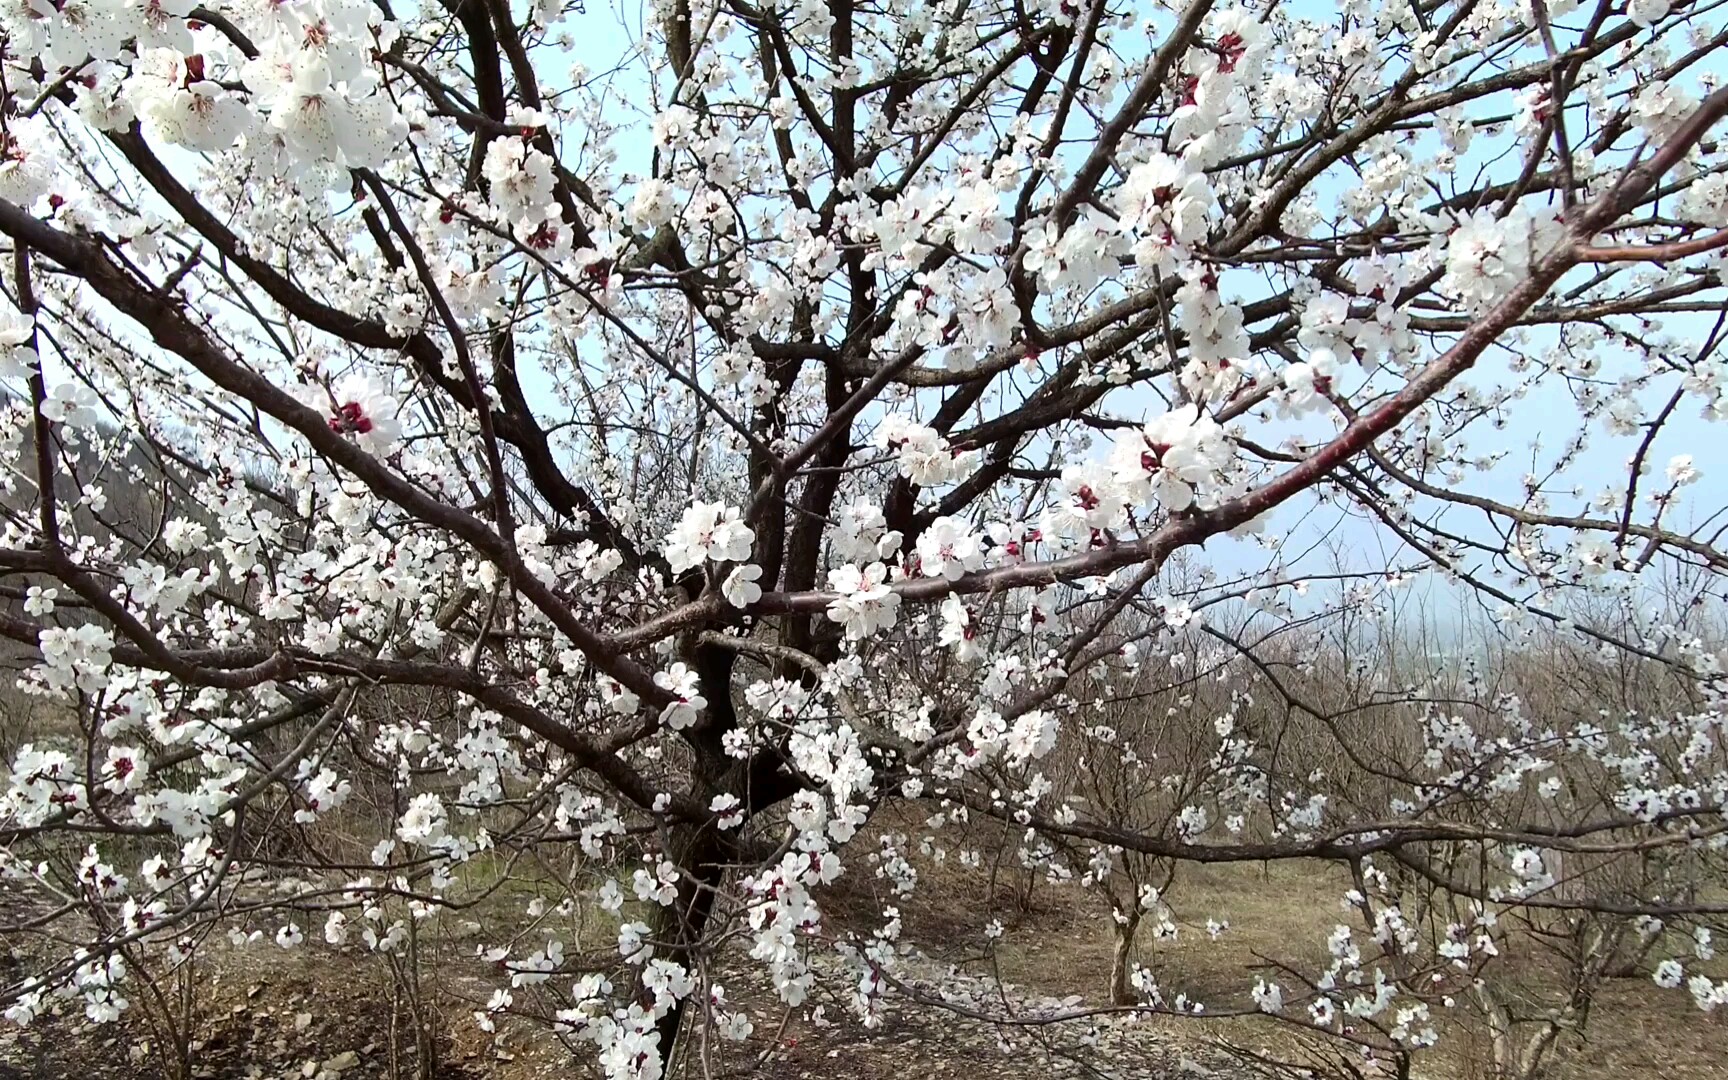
<box><xmin>653</xmin><ymin>662</ymin><xmax>707</xmax><ymax>730</ymax></box>
<box><xmin>826</xmin><ymin>561</ymin><xmax>901</xmax><ymax>639</ymax></box>
<box><xmin>1175</xmin><ymin>271</ymin><xmax>1253</xmax><ymax>399</ymax></box>
<box><xmin>0</xmin><ymin>0</ymin><xmax>1725</xmax><ymax>1072</ymax></box>
<box><xmin>557</xmin><ymin>988</ymin><xmax>665</xmax><ymax>1080</ymax></box>
<box><xmin>1440</xmin><ymin>206</ymin><xmax>1565</xmax><ymax>313</ymax></box>
<box><xmin>126</xmin><ymin>50</ymin><xmax>249</xmax><ymax>152</ymax></box>
<box><xmin>1107</xmin><ymin>406</ymin><xmax>1235</xmax><ymax>514</ymax></box>
<box><xmin>395</xmin><ymin>792</ymin><xmax>449</xmax><ymax>846</ymax></box>
<box><xmin>1116</xmin><ymin>154</ymin><xmax>1215</xmax><ymax>272</ymax></box>
<box><xmin>4</xmin><ymin>745</ymin><xmax>83</xmax><ymax>826</ymax></box>
<box><xmin>484</xmin><ymin>130</ymin><xmax>559</xmax><ymax>232</ymax></box>
<box><xmin>1022</xmin><ymin>208</ymin><xmax>1128</xmax><ymax>295</ymax></box>
<box><xmin>742</xmin><ymin>845</ymin><xmax>834</xmax><ymax>1010</ymax></box>
<box><xmin>832</xmin><ymin>500</ymin><xmax>902</xmax><ymax>563</ymax></box>
<box><xmin>876</xmin><ymin>415</ymin><xmax>981</xmax><ymax>488</ymax></box>
<box><xmin>664</xmin><ymin>502</ymin><xmax>754</xmax><ymax>574</ymax></box>
<box><xmin>51</xmin><ymin>0</ymin><xmax>409</xmax><ymax>176</ymax></box>
<box><xmin>37</xmin><ymin>624</ymin><xmax>116</xmax><ymax>694</ymax></box>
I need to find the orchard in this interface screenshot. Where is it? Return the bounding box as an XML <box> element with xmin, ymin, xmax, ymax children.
<box><xmin>0</xmin><ymin>0</ymin><xmax>1726</xmax><ymax>1077</ymax></box>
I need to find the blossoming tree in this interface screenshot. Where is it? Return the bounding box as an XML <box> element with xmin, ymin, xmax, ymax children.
<box><xmin>1</xmin><ymin>0</ymin><xmax>1727</xmax><ymax>1074</ymax></box>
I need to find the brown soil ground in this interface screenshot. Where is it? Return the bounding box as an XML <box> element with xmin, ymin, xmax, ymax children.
<box><xmin>1</xmin><ymin>821</ymin><xmax>1723</xmax><ymax>1080</ymax></box>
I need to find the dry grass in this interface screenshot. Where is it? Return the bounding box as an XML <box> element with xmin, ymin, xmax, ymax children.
<box><xmin>932</xmin><ymin>858</ymin><xmax>1728</xmax><ymax>1080</ymax></box>
<box><xmin>809</xmin><ymin>803</ymin><xmax>1727</xmax><ymax>1080</ymax></box>
<box><xmin>5</xmin><ymin>806</ymin><xmax>1723</xmax><ymax>1080</ymax></box>
<box><xmin>5</xmin><ymin>766</ymin><xmax>1723</xmax><ymax>1080</ymax></box>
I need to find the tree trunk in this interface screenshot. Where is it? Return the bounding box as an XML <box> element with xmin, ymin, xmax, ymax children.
<box><xmin>647</xmin><ymin>644</ymin><xmax>802</xmax><ymax>1067</ymax></box>
<box><xmin>1109</xmin><ymin>913</ymin><xmax>1140</xmax><ymax>1006</ymax></box>
<box><xmin>647</xmin><ymin>821</ymin><xmax>726</xmax><ymax>1068</ymax></box>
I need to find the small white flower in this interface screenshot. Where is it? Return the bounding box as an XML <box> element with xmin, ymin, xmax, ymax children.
<box><xmin>23</xmin><ymin>586</ymin><xmax>56</xmax><ymax>616</ymax></box>
<box><xmin>1159</xmin><ymin>598</ymin><xmax>1197</xmax><ymax>629</ymax></box>
<box><xmin>710</xmin><ymin>793</ymin><xmax>745</xmax><ymax>829</ymax></box>
<box><xmin>915</xmin><ymin>517</ymin><xmax>984</xmax><ymax>581</ymax></box>
<box><xmin>40</xmin><ymin>383</ymin><xmax>102</xmax><ymax>428</ymax></box>
<box><xmin>599</xmin><ymin>676</ymin><xmax>640</xmax><ymax>716</ymax></box>
<box><xmin>655</xmin><ymin>662</ymin><xmax>707</xmax><ymax>730</ymax></box>
<box><xmin>396</xmin><ymin>793</ymin><xmax>447</xmax><ymax>845</ymax></box>
<box><xmin>0</xmin><ymin>311</ymin><xmax>39</xmax><ymax>379</ymax></box>
<box><xmin>1252</xmin><ymin>979</ymin><xmax>1284</xmax><ymax>1014</ymax></box>
<box><xmin>326</xmin><ymin>373</ymin><xmax>402</xmax><ymax>454</ymax></box>
<box><xmin>1627</xmin><ymin>0</ymin><xmax>1671</xmax><ymax>27</ymax></box>
<box><xmin>102</xmin><ymin>746</ymin><xmax>147</xmax><ymax>795</ymax></box>
<box><xmin>723</xmin><ymin>563</ymin><xmax>764</xmax><ymax>607</ymax></box>
<box><xmin>597</xmin><ymin>878</ymin><xmax>625</xmax><ymax>914</ymax></box>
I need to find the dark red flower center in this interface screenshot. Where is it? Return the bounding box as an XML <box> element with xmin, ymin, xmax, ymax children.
<box><xmin>329</xmin><ymin>401</ymin><xmax>374</xmax><ymax>435</ymax></box>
